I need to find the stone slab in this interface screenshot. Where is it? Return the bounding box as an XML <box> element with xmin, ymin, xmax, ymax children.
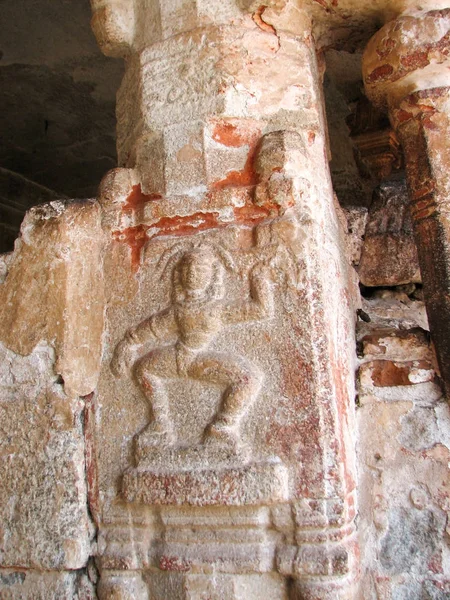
<box><xmin>0</xmin><ymin>570</ymin><xmax>95</xmax><ymax>600</ymax></box>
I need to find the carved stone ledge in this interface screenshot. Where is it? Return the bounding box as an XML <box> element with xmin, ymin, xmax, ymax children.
<box><xmin>122</xmin><ymin>460</ymin><xmax>289</xmax><ymax>506</ymax></box>
<box><xmin>351</xmin><ymin>129</ymin><xmax>403</xmax><ymax>180</ymax></box>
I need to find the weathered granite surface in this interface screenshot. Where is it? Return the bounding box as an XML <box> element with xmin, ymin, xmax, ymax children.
<box><xmin>0</xmin><ymin>2</ymin><xmax>449</xmax><ymax>599</ymax></box>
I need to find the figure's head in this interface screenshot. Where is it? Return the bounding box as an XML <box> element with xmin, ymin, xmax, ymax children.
<box><xmin>161</xmin><ymin>242</ymin><xmax>232</xmax><ymax>304</ymax></box>
<box><xmin>178</xmin><ymin>249</ymin><xmax>215</xmax><ymax>296</ymax></box>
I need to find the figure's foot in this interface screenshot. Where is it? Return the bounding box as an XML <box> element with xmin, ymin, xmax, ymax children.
<box><xmin>203</xmin><ymin>418</ymin><xmax>240</xmax><ymax>450</ymax></box>
<box><xmin>135</xmin><ymin>422</ymin><xmax>175</xmax><ymax>454</ymax></box>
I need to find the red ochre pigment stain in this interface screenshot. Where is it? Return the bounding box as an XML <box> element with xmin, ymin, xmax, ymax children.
<box><xmin>211</xmin><ymin>120</ymin><xmax>262</xmax><ymax>189</ymax></box>
<box><xmin>114</xmin><ymin>196</ymin><xmax>287</xmax><ymax>271</ymax></box>
<box><xmin>213</xmin><ymin>159</ymin><xmax>257</xmax><ymax>188</ymax></box>
<box><xmin>122</xmin><ymin>184</ymin><xmax>162</xmax><ymax>212</ymax></box>
<box><xmin>114</xmin><ymin>226</ymin><xmax>148</xmax><ymax>272</ymax></box>
<box><xmin>114</xmin><ymin>126</ymin><xmax>289</xmax><ymax>271</ymax></box>
<box><xmin>212</xmin><ymin>120</ymin><xmax>257</xmax><ymax>147</ymax></box>
<box><xmin>366</xmin><ymin>63</ymin><xmax>394</xmax><ymax>83</ymax></box>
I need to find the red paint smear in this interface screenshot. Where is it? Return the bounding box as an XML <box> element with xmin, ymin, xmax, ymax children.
<box><xmin>376</xmin><ymin>37</ymin><xmax>396</xmax><ymax>60</ymax></box>
<box><xmin>370</xmin><ymin>27</ymin><xmax>450</xmax><ymax>85</ymax></box>
<box><xmin>211</xmin><ymin>120</ymin><xmax>262</xmax><ymax>190</ymax></box>
<box><xmin>396</xmin><ymin>109</ymin><xmax>413</xmax><ymax>123</ymax></box>
<box><xmin>113</xmin><ymin>225</ymin><xmax>148</xmax><ymax>272</ymax></box>
<box><xmin>152</xmin><ymin>211</ymin><xmax>222</xmax><ymax>236</ymax></box>
<box><xmin>234</xmin><ymin>201</ymin><xmax>277</xmax><ymax>224</ymax></box>
<box><xmin>159</xmin><ymin>556</ymin><xmax>191</xmax><ymax>572</ymax></box>
<box><xmin>265</xmin><ymin>332</ymin><xmax>325</xmax><ymax>497</ymax></box>
<box><xmin>252</xmin><ymin>6</ymin><xmax>277</xmax><ymax>35</ymax></box>
<box><xmin>213</xmin><ymin>163</ymin><xmax>257</xmax><ymax>188</ymax></box>
<box><xmin>212</xmin><ymin>120</ymin><xmax>257</xmax><ymax>148</ymax></box>
<box><xmin>413</xmin><ymin>183</ymin><xmax>436</xmax><ymax>201</ymax></box>
<box><xmin>423</xmin><ymin>116</ymin><xmax>439</xmax><ymax>130</ymax></box>
<box><xmin>113</xmin><ymin>197</ymin><xmax>287</xmax><ymax>271</ymax></box>
<box><xmin>415</xmin><ymin>87</ymin><xmax>450</xmax><ymax>101</ymax></box>
<box><xmin>122</xmin><ymin>184</ymin><xmax>162</xmax><ymax>213</ymax></box>
<box><xmin>401</xmin><ymin>50</ymin><xmax>429</xmax><ymax>70</ymax></box>
<box><xmin>212</xmin><ymin>142</ymin><xmax>260</xmax><ymax>189</ymax></box>
<box><xmin>428</xmin><ymin>552</ymin><xmax>443</xmax><ymax>574</ymax></box>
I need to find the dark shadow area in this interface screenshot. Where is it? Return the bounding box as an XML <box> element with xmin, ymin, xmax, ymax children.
<box><xmin>0</xmin><ymin>0</ymin><xmax>123</xmax><ymax>251</ymax></box>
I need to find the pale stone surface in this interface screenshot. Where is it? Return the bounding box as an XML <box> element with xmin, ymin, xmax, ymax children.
<box><xmin>0</xmin><ymin>341</ymin><xmax>92</xmax><ymax>569</ymax></box>
<box><xmin>3</xmin><ymin>1</ymin><xmax>450</xmax><ymax>598</ymax></box>
<box><xmin>342</xmin><ymin>206</ymin><xmax>368</xmax><ymax>266</ymax></box>
<box><xmin>93</xmin><ymin>130</ymin><xmax>359</xmax><ymax>597</ymax></box>
<box><xmin>0</xmin><ymin>199</ymin><xmax>105</xmax><ymax>397</ymax></box>
<box><xmin>0</xmin><ymin>200</ymin><xmax>103</xmax><ymax>573</ymax></box>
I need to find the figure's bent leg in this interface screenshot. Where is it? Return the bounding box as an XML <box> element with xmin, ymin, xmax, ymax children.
<box><xmin>134</xmin><ymin>347</ymin><xmax>177</xmax><ymax>447</ymax></box>
<box><xmin>188</xmin><ymin>353</ymin><xmax>263</xmax><ymax>447</ymax></box>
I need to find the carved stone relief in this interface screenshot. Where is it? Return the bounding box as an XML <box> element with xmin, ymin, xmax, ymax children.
<box><xmin>88</xmin><ymin>132</ymin><xmax>358</xmax><ymax>600</ymax></box>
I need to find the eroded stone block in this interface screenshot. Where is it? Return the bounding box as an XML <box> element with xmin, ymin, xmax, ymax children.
<box><xmin>0</xmin><ymin>343</ymin><xmax>92</xmax><ymax>570</ymax></box>
<box><xmin>0</xmin><ymin>199</ymin><xmax>105</xmax><ymax>397</ymax></box>
<box><xmin>0</xmin><ymin>199</ymin><xmax>103</xmax><ymax>572</ymax></box>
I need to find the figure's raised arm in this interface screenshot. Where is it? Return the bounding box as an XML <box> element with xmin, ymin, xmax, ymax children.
<box><xmin>224</xmin><ymin>263</ymin><xmax>274</xmax><ymax>326</ymax></box>
<box><xmin>110</xmin><ymin>308</ymin><xmax>177</xmax><ymax>377</ymax></box>
<box><xmin>90</xmin><ymin>0</ymin><xmax>136</xmax><ymax>57</ymax></box>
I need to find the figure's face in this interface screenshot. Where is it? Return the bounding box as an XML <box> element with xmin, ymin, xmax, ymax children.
<box><xmin>179</xmin><ymin>250</ymin><xmax>214</xmax><ymax>294</ymax></box>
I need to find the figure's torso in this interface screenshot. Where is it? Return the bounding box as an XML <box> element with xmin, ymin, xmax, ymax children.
<box><xmin>174</xmin><ymin>300</ymin><xmax>222</xmax><ymax>350</ymax></box>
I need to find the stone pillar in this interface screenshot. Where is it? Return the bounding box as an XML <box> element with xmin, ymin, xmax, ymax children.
<box><xmin>90</xmin><ymin>1</ymin><xmax>359</xmax><ymax>598</ymax></box>
<box><xmin>363</xmin><ymin>8</ymin><xmax>450</xmax><ymax>394</ymax></box>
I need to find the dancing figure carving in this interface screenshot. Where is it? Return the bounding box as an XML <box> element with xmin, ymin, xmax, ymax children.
<box><xmin>111</xmin><ymin>244</ymin><xmax>274</xmax><ymax>451</ymax></box>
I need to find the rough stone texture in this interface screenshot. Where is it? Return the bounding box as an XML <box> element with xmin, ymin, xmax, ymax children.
<box><xmin>356</xmin><ymin>292</ymin><xmax>450</xmax><ymax>598</ymax></box>
<box><xmin>0</xmin><ymin>569</ymin><xmax>96</xmax><ymax>599</ymax></box>
<box><xmin>363</xmin><ymin>8</ymin><xmax>450</xmax><ymax>396</ymax></box>
<box><xmin>93</xmin><ymin>135</ymin><xmax>358</xmax><ymax>597</ymax></box>
<box><xmin>0</xmin><ymin>342</ymin><xmax>92</xmax><ymax>570</ymax></box>
<box><xmin>342</xmin><ymin>205</ymin><xmax>368</xmax><ymax>266</ymax></box>
<box><xmin>0</xmin><ymin>199</ymin><xmax>105</xmax><ymax>397</ymax></box>
<box><xmin>2</xmin><ymin>1</ymin><xmax>450</xmax><ymax>599</ymax></box>
<box><xmin>0</xmin><ymin>201</ymin><xmax>104</xmax><ymax>583</ymax></box>
<box><xmin>359</xmin><ymin>179</ymin><xmax>421</xmax><ymax>287</ymax></box>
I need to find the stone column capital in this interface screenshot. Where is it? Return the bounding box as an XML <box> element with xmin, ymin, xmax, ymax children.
<box><xmin>90</xmin><ymin>0</ymin><xmax>310</xmax><ymax>57</ymax></box>
<box><xmin>362</xmin><ymin>8</ymin><xmax>450</xmax><ymax>112</ymax></box>
<box><xmin>90</xmin><ymin>0</ymin><xmax>136</xmax><ymax>57</ymax></box>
